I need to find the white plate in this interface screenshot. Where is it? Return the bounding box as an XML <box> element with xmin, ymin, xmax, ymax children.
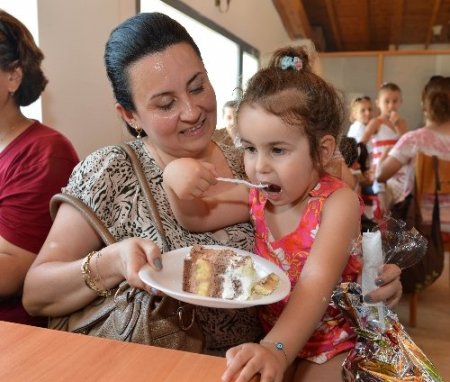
<box><xmin>139</xmin><ymin>245</ymin><xmax>291</xmax><ymax>309</ymax></box>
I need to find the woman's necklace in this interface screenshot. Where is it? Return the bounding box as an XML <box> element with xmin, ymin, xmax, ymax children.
<box><xmin>143</xmin><ymin>139</ymin><xmax>168</xmax><ymax>170</ymax></box>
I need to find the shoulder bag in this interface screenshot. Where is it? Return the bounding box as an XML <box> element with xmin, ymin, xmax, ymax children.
<box><xmin>48</xmin><ymin>143</ymin><xmax>203</xmax><ymax>353</ymax></box>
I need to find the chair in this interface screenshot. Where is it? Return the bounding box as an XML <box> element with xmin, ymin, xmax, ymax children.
<box><xmin>404</xmin><ymin>153</ymin><xmax>450</xmax><ymax>327</ymax></box>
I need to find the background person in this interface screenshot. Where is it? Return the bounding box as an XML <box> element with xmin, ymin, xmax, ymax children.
<box><xmin>0</xmin><ymin>9</ymin><xmax>79</xmax><ymax>325</ymax></box>
<box><xmin>213</xmin><ymin>99</ymin><xmax>238</xmax><ymax>146</ymax></box>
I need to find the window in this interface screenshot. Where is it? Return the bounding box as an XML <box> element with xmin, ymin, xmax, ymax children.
<box><xmin>0</xmin><ymin>0</ymin><xmax>41</xmax><ymax>121</ymax></box>
<box><xmin>139</xmin><ymin>0</ymin><xmax>259</xmax><ymax>127</ymax></box>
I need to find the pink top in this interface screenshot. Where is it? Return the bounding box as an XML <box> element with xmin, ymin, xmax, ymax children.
<box><xmin>249</xmin><ymin>175</ymin><xmax>362</xmax><ymax>364</ymax></box>
<box><xmin>389</xmin><ymin>127</ymin><xmax>450</xmax><ymax>197</ymax></box>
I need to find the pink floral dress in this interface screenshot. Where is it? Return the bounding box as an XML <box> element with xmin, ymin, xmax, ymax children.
<box><xmin>250</xmin><ymin>175</ymin><xmax>362</xmax><ymax>364</ymax></box>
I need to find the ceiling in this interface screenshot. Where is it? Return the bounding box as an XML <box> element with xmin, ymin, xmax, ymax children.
<box><xmin>272</xmin><ymin>0</ymin><xmax>450</xmax><ymax>52</ymax></box>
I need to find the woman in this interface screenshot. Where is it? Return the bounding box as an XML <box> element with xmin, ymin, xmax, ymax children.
<box><xmin>377</xmin><ymin>76</ymin><xmax>450</xmax><ymax>206</ymax></box>
<box><xmin>23</xmin><ymin>12</ymin><xmax>401</xmax><ymax>369</ymax></box>
<box><xmin>0</xmin><ymin>10</ymin><xmax>79</xmax><ymax>325</ymax></box>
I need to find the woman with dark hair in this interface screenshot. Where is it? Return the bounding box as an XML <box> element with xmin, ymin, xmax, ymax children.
<box><xmin>23</xmin><ymin>11</ymin><xmax>402</xmax><ymax>374</ymax></box>
<box><xmin>0</xmin><ymin>9</ymin><xmax>79</xmax><ymax>325</ymax></box>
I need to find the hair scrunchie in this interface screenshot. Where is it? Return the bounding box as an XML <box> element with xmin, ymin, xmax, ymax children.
<box><xmin>280</xmin><ymin>56</ymin><xmax>303</xmax><ymax>71</ymax></box>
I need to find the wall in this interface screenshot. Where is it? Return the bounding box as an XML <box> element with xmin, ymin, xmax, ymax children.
<box><xmin>38</xmin><ymin>0</ymin><xmax>135</xmax><ymax>159</ymax></box>
<box><xmin>37</xmin><ymin>0</ymin><xmax>295</xmax><ymax>159</ymax></box>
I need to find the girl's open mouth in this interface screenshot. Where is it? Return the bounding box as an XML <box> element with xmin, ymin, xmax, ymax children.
<box><xmin>263</xmin><ymin>184</ymin><xmax>282</xmax><ymax>193</ymax></box>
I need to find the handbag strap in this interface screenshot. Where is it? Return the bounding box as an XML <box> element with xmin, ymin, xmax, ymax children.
<box><xmin>118</xmin><ymin>142</ymin><xmax>170</xmax><ymax>253</ymax></box>
<box><xmin>432</xmin><ymin>155</ymin><xmax>440</xmax><ymax>193</ymax></box>
<box><xmin>50</xmin><ymin>194</ymin><xmax>116</xmax><ymax>246</ymax></box>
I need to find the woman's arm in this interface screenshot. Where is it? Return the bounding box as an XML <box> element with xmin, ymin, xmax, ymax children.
<box><xmin>222</xmin><ymin>187</ymin><xmax>361</xmax><ymax>382</ymax></box>
<box><xmin>376</xmin><ymin>155</ymin><xmax>403</xmax><ymax>182</ymax></box>
<box><xmin>0</xmin><ymin>238</ymin><xmax>35</xmax><ymax>298</ymax></box>
<box><xmin>163</xmin><ymin>158</ymin><xmax>249</xmax><ymax>232</ymax></box>
<box><xmin>22</xmin><ymin>203</ymin><xmax>162</xmax><ymax>317</ymax></box>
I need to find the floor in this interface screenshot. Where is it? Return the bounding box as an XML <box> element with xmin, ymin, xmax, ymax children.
<box><xmin>395</xmin><ymin>252</ymin><xmax>450</xmax><ymax>380</ymax></box>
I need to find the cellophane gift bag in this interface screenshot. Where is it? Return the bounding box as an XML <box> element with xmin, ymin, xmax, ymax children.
<box><xmin>332</xmin><ymin>283</ymin><xmax>443</xmax><ymax>381</ymax></box>
<box><xmin>332</xmin><ymin>216</ymin><xmax>443</xmax><ymax>381</ymax></box>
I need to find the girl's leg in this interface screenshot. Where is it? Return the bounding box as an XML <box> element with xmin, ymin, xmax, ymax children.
<box><xmin>292</xmin><ymin>352</ymin><xmax>348</xmax><ymax>382</ymax></box>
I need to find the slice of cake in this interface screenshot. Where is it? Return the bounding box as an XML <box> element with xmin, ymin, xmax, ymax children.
<box><xmin>183</xmin><ymin>245</ymin><xmax>279</xmax><ymax>300</ymax></box>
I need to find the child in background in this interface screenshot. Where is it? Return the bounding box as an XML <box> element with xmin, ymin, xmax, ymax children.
<box><xmin>361</xmin><ymin>82</ymin><xmax>407</xmax><ymax>216</ymax></box>
<box><xmin>347</xmin><ymin>96</ymin><xmax>373</xmax><ymax>145</ymax></box>
<box><xmin>164</xmin><ymin>46</ymin><xmax>364</xmax><ymax>382</ymax></box>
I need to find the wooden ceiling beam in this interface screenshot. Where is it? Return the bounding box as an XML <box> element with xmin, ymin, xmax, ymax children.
<box><xmin>425</xmin><ymin>0</ymin><xmax>443</xmax><ymax>49</ymax></box>
<box><xmin>390</xmin><ymin>0</ymin><xmax>404</xmax><ymax>49</ymax></box>
<box><xmin>324</xmin><ymin>0</ymin><xmax>343</xmax><ymax>51</ymax></box>
<box><xmin>362</xmin><ymin>0</ymin><xmax>372</xmax><ymax>51</ymax></box>
<box><xmin>272</xmin><ymin>0</ymin><xmax>313</xmax><ymax>40</ymax></box>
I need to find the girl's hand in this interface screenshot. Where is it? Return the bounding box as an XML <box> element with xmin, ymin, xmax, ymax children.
<box><xmin>222</xmin><ymin>343</ymin><xmax>287</xmax><ymax>382</ymax></box>
<box><xmin>163</xmin><ymin>158</ymin><xmax>218</xmax><ymax>200</ymax></box>
<box><xmin>364</xmin><ymin>263</ymin><xmax>402</xmax><ymax>307</ymax></box>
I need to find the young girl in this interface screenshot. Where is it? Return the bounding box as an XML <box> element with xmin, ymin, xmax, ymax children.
<box><xmin>347</xmin><ymin>95</ymin><xmax>373</xmax><ymax>144</ymax></box>
<box><xmin>163</xmin><ymin>46</ymin><xmax>364</xmax><ymax>382</ymax></box>
<box><xmin>361</xmin><ymin>83</ymin><xmax>407</xmax><ymax>216</ymax></box>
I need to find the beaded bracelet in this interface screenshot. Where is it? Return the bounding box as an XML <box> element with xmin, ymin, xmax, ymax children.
<box><xmin>260</xmin><ymin>339</ymin><xmax>288</xmax><ymax>365</ymax></box>
<box><xmin>81</xmin><ymin>251</ymin><xmax>111</xmax><ymax>297</ymax></box>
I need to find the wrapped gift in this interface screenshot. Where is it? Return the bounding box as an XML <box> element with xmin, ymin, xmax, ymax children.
<box><xmin>332</xmin><ymin>283</ymin><xmax>443</xmax><ymax>381</ymax></box>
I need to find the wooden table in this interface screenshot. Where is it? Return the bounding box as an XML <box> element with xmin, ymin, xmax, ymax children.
<box><xmin>0</xmin><ymin>321</ymin><xmax>232</xmax><ymax>382</ymax></box>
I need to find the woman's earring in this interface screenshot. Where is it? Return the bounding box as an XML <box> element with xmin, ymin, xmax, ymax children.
<box><xmin>131</xmin><ymin>121</ymin><xmax>142</xmax><ymax>139</ymax></box>
<box><xmin>136</xmin><ymin>127</ymin><xmax>142</xmax><ymax>139</ymax></box>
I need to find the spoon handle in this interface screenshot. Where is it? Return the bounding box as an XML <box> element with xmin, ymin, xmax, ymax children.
<box><xmin>216</xmin><ymin>177</ymin><xmax>267</xmax><ymax>189</ymax></box>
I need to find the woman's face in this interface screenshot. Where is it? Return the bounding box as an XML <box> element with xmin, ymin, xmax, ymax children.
<box><xmin>126</xmin><ymin>43</ymin><xmax>217</xmax><ymax>158</ymax></box>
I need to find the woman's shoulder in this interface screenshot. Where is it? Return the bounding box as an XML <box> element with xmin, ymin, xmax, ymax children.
<box><xmin>217</xmin><ymin>142</ymin><xmax>245</xmax><ymax>177</ymax></box>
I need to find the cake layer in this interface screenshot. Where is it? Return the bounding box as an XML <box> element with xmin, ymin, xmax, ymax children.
<box><xmin>183</xmin><ymin>245</ymin><xmax>279</xmax><ymax>301</ymax></box>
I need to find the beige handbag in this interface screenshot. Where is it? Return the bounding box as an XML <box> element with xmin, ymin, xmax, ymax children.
<box><xmin>48</xmin><ymin>143</ymin><xmax>203</xmax><ymax>353</ymax></box>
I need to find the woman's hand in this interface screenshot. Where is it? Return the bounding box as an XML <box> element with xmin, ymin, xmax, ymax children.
<box><xmin>110</xmin><ymin>237</ymin><xmax>163</xmax><ymax>293</ymax></box>
<box><xmin>364</xmin><ymin>263</ymin><xmax>402</xmax><ymax>307</ymax></box>
<box><xmin>222</xmin><ymin>343</ymin><xmax>287</xmax><ymax>382</ymax></box>
<box><xmin>163</xmin><ymin>158</ymin><xmax>218</xmax><ymax>200</ymax></box>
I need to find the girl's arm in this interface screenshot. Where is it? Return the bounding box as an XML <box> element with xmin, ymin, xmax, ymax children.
<box><xmin>222</xmin><ymin>187</ymin><xmax>361</xmax><ymax>382</ymax></box>
<box><xmin>163</xmin><ymin>158</ymin><xmax>249</xmax><ymax>232</ymax></box>
<box><xmin>361</xmin><ymin>118</ymin><xmax>380</xmax><ymax>144</ymax></box>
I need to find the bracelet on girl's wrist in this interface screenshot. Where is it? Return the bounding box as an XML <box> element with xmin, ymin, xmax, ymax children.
<box><xmin>260</xmin><ymin>339</ymin><xmax>288</xmax><ymax>365</ymax></box>
<box><xmin>81</xmin><ymin>251</ymin><xmax>111</xmax><ymax>297</ymax></box>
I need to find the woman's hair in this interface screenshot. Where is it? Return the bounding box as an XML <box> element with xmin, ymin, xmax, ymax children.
<box><xmin>104</xmin><ymin>12</ymin><xmax>202</xmax><ymax>137</ymax></box>
<box><xmin>422</xmin><ymin>75</ymin><xmax>450</xmax><ymax>124</ymax></box>
<box><xmin>0</xmin><ymin>9</ymin><xmax>48</xmax><ymax>106</ymax></box>
<box><xmin>349</xmin><ymin>95</ymin><xmax>371</xmax><ymax>122</ymax></box>
<box><xmin>237</xmin><ymin>45</ymin><xmax>344</xmax><ymax>170</ymax></box>
<box><xmin>378</xmin><ymin>82</ymin><xmax>401</xmax><ymax>95</ymax></box>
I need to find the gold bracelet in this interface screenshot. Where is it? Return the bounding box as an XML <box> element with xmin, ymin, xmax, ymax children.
<box><xmin>81</xmin><ymin>251</ymin><xmax>111</xmax><ymax>297</ymax></box>
<box><xmin>260</xmin><ymin>339</ymin><xmax>288</xmax><ymax>365</ymax></box>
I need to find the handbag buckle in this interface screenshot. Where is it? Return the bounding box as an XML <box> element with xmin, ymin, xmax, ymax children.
<box><xmin>177</xmin><ymin>305</ymin><xmax>195</xmax><ymax>331</ymax></box>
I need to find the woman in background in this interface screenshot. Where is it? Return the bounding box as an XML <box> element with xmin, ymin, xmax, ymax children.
<box><xmin>0</xmin><ymin>9</ymin><xmax>79</xmax><ymax>325</ymax></box>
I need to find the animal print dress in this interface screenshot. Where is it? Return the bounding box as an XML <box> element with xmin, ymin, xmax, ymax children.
<box><xmin>63</xmin><ymin>139</ymin><xmax>263</xmax><ymax>354</ymax></box>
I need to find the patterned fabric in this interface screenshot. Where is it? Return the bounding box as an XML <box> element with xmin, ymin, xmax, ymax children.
<box><xmin>249</xmin><ymin>175</ymin><xmax>362</xmax><ymax>364</ymax></box>
<box><xmin>389</xmin><ymin>127</ymin><xmax>450</xmax><ymax>234</ymax></box>
<box><xmin>63</xmin><ymin>139</ymin><xmax>262</xmax><ymax>354</ymax></box>
<box><xmin>371</xmin><ymin>123</ymin><xmax>407</xmax><ymax>205</ymax></box>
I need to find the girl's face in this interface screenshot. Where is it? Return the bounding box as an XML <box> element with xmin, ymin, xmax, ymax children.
<box><xmin>238</xmin><ymin>104</ymin><xmax>321</xmax><ymax>209</ymax></box>
<box><xmin>123</xmin><ymin>43</ymin><xmax>217</xmax><ymax>158</ymax></box>
<box><xmin>352</xmin><ymin>99</ymin><xmax>372</xmax><ymax>125</ymax></box>
<box><xmin>376</xmin><ymin>89</ymin><xmax>402</xmax><ymax>117</ymax></box>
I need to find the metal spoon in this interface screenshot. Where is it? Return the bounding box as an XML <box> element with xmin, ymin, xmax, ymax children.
<box><xmin>216</xmin><ymin>177</ymin><xmax>268</xmax><ymax>189</ymax></box>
